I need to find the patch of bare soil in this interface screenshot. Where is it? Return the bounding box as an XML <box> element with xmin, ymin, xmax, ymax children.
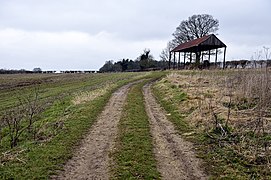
<box><xmin>143</xmin><ymin>83</ymin><xmax>207</xmax><ymax>180</ymax></box>
<box><xmin>53</xmin><ymin>83</ymin><xmax>134</xmax><ymax>180</ymax></box>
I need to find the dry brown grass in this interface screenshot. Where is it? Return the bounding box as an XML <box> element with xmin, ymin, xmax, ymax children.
<box><xmin>72</xmin><ymin>83</ymin><xmax>114</xmax><ymax>105</ymax></box>
<box><xmin>164</xmin><ymin>69</ymin><xmax>271</xmax><ymax>173</ymax></box>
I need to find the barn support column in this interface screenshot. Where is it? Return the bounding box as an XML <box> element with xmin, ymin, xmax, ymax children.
<box><xmin>190</xmin><ymin>52</ymin><xmax>192</xmax><ymax>63</ymax></box>
<box><xmin>173</xmin><ymin>52</ymin><xmax>176</xmax><ymax>69</ymax></box>
<box><xmin>201</xmin><ymin>52</ymin><xmax>204</xmax><ymax>62</ymax></box>
<box><xmin>169</xmin><ymin>51</ymin><xmax>171</xmax><ymax>69</ymax></box>
<box><xmin>215</xmin><ymin>49</ymin><xmax>218</xmax><ymax>68</ymax></box>
<box><xmin>184</xmin><ymin>52</ymin><xmax>186</xmax><ymax>69</ymax></box>
<box><xmin>178</xmin><ymin>52</ymin><xmax>181</xmax><ymax>69</ymax></box>
<box><xmin>208</xmin><ymin>50</ymin><xmax>211</xmax><ymax>62</ymax></box>
<box><xmin>223</xmin><ymin>47</ymin><xmax>227</xmax><ymax>69</ymax></box>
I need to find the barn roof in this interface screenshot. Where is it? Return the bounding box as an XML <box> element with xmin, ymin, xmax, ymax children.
<box><xmin>171</xmin><ymin>34</ymin><xmax>226</xmax><ymax>53</ymax></box>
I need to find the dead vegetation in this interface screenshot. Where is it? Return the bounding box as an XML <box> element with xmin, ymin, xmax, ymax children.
<box><xmin>72</xmin><ymin>83</ymin><xmax>114</xmax><ymax>105</ymax></box>
<box><xmin>1</xmin><ymin>87</ymin><xmax>46</xmax><ymax>148</ymax></box>
<box><xmin>161</xmin><ymin>69</ymin><xmax>271</xmax><ymax>178</ymax></box>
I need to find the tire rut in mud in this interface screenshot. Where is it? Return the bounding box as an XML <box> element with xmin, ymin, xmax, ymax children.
<box><xmin>53</xmin><ymin>83</ymin><xmax>134</xmax><ymax>180</ymax></box>
<box><xmin>143</xmin><ymin>83</ymin><xmax>207</xmax><ymax>180</ymax></box>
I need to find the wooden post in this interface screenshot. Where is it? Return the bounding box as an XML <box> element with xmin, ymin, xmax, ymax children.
<box><xmin>208</xmin><ymin>50</ymin><xmax>211</xmax><ymax>62</ymax></box>
<box><xmin>184</xmin><ymin>52</ymin><xmax>186</xmax><ymax>69</ymax></box>
<box><xmin>169</xmin><ymin>51</ymin><xmax>171</xmax><ymax>69</ymax></box>
<box><xmin>215</xmin><ymin>49</ymin><xmax>218</xmax><ymax>68</ymax></box>
<box><xmin>201</xmin><ymin>52</ymin><xmax>204</xmax><ymax>62</ymax></box>
<box><xmin>178</xmin><ymin>52</ymin><xmax>181</xmax><ymax>69</ymax></box>
<box><xmin>223</xmin><ymin>47</ymin><xmax>227</xmax><ymax>69</ymax></box>
<box><xmin>173</xmin><ymin>52</ymin><xmax>176</xmax><ymax>69</ymax></box>
<box><xmin>190</xmin><ymin>52</ymin><xmax>192</xmax><ymax>63</ymax></box>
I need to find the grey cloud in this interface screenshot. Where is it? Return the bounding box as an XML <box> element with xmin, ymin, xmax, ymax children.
<box><xmin>0</xmin><ymin>0</ymin><xmax>270</xmax><ymax>70</ymax></box>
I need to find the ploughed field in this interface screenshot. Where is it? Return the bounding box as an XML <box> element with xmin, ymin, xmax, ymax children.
<box><xmin>0</xmin><ymin>70</ymin><xmax>270</xmax><ymax>179</ymax></box>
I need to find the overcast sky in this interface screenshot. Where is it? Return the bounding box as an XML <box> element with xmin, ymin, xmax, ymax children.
<box><xmin>0</xmin><ymin>0</ymin><xmax>270</xmax><ymax>70</ymax></box>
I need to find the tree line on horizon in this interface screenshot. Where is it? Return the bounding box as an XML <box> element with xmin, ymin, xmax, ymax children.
<box><xmin>99</xmin><ymin>49</ymin><xmax>168</xmax><ymax>72</ymax></box>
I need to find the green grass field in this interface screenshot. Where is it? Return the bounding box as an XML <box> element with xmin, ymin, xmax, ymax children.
<box><xmin>0</xmin><ymin>72</ymin><xmax>155</xmax><ymax>179</ymax></box>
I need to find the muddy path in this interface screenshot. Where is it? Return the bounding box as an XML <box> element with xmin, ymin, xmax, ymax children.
<box><xmin>143</xmin><ymin>83</ymin><xmax>207</xmax><ymax>180</ymax></box>
<box><xmin>54</xmin><ymin>82</ymin><xmax>136</xmax><ymax>180</ymax></box>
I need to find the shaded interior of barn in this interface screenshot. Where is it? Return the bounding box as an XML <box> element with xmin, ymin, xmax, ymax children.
<box><xmin>169</xmin><ymin>34</ymin><xmax>227</xmax><ymax>69</ymax></box>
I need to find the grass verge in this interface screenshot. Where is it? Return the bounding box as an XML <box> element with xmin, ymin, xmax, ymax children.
<box><xmin>152</xmin><ymin>71</ymin><xmax>271</xmax><ymax>179</ymax></box>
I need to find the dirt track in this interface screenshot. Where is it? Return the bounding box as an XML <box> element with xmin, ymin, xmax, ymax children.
<box><xmin>54</xmin><ymin>83</ymin><xmax>133</xmax><ymax>180</ymax></box>
<box><xmin>54</xmin><ymin>81</ymin><xmax>207</xmax><ymax>180</ymax></box>
<box><xmin>143</xmin><ymin>83</ymin><xmax>207</xmax><ymax>180</ymax></box>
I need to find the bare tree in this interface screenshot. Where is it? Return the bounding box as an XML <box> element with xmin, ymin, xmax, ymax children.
<box><xmin>172</xmin><ymin>14</ymin><xmax>219</xmax><ymax>44</ymax></box>
<box><xmin>3</xmin><ymin>107</ymin><xmax>26</xmax><ymax>148</ymax></box>
<box><xmin>0</xmin><ymin>87</ymin><xmax>45</xmax><ymax>148</ymax></box>
<box><xmin>169</xmin><ymin>14</ymin><xmax>219</xmax><ymax>66</ymax></box>
<box><xmin>24</xmin><ymin>87</ymin><xmax>44</xmax><ymax>139</ymax></box>
<box><xmin>263</xmin><ymin>46</ymin><xmax>270</xmax><ymax>60</ymax></box>
<box><xmin>160</xmin><ymin>41</ymin><xmax>176</xmax><ymax>62</ymax></box>
<box><xmin>254</xmin><ymin>50</ymin><xmax>262</xmax><ymax>61</ymax></box>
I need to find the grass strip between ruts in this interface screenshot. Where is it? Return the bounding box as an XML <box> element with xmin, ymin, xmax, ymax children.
<box><xmin>111</xmin><ymin>80</ymin><xmax>161</xmax><ymax>180</ymax></box>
